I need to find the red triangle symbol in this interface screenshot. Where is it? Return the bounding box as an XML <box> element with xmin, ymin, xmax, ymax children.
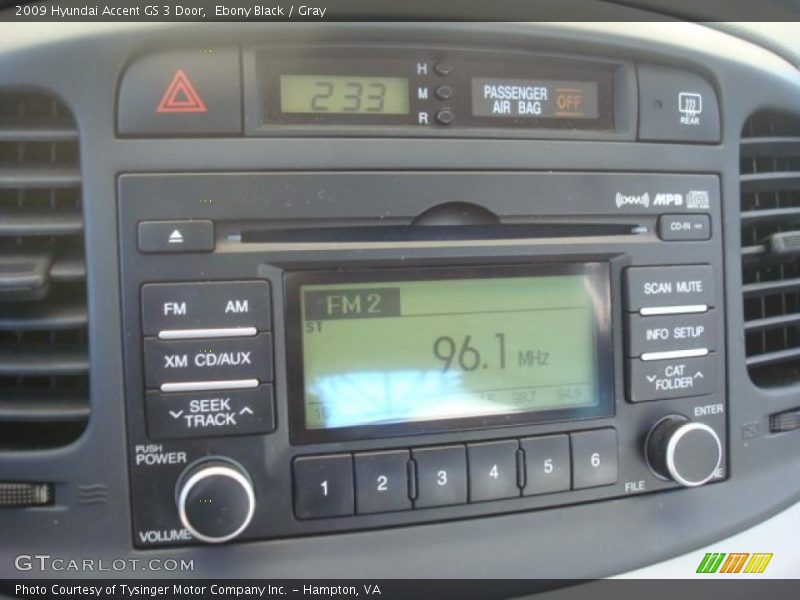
<box><xmin>156</xmin><ymin>69</ymin><xmax>207</xmax><ymax>113</ymax></box>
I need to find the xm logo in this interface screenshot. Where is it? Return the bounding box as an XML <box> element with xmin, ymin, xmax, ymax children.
<box><xmin>696</xmin><ymin>552</ymin><xmax>773</xmax><ymax>574</ymax></box>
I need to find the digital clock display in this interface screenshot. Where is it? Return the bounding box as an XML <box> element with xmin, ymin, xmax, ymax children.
<box><xmin>280</xmin><ymin>75</ymin><xmax>410</xmax><ymax>115</ymax></box>
<box><xmin>288</xmin><ymin>265</ymin><xmax>612</xmax><ymax>440</ymax></box>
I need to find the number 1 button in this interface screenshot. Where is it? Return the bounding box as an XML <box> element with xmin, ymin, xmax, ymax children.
<box><xmin>354</xmin><ymin>450</ymin><xmax>411</xmax><ymax>514</ymax></box>
<box><xmin>412</xmin><ymin>445</ymin><xmax>467</xmax><ymax>508</ymax></box>
<box><xmin>293</xmin><ymin>454</ymin><xmax>354</xmax><ymax>519</ymax></box>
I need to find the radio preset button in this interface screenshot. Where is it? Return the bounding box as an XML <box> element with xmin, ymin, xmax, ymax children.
<box><xmin>467</xmin><ymin>440</ymin><xmax>520</xmax><ymax>502</ymax></box>
<box><xmin>571</xmin><ymin>429</ymin><xmax>618</xmax><ymax>489</ymax></box>
<box><xmin>412</xmin><ymin>445</ymin><xmax>467</xmax><ymax>508</ymax></box>
<box><xmin>658</xmin><ymin>214</ymin><xmax>711</xmax><ymax>241</ymax></box>
<box><xmin>628</xmin><ymin>354</ymin><xmax>715</xmax><ymax>402</ymax></box>
<box><xmin>143</xmin><ymin>333</ymin><xmax>273</xmax><ymax>388</ymax></box>
<box><xmin>521</xmin><ymin>435</ymin><xmax>571</xmax><ymax>496</ymax></box>
<box><xmin>293</xmin><ymin>455</ymin><xmax>354</xmax><ymax>519</ymax></box>
<box><xmin>354</xmin><ymin>450</ymin><xmax>411</xmax><ymax>515</ymax></box>
<box><xmin>626</xmin><ymin>311</ymin><xmax>716</xmax><ymax>357</ymax></box>
<box><xmin>146</xmin><ymin>385</ymin><xmax>274</xmax><ymax>440</ymax></box>
<box><xmin>141</xmin><ymin>280</ymin><xmax>271</xmax><ymax>335</ymax></box>
<box><xmin>625</xmin><ymin>265</ymin><xmax>714</xmax><ymax>312</ymax></box>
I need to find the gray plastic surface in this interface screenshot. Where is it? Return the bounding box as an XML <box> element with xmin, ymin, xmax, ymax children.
<box><xmin>0</xmin><ymin>20</ymin><xmax>799</xmax><ymax>579</ymax></box>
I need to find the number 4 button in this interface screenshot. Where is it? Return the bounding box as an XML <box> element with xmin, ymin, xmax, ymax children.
<box><xmin>467</xmin><ymin>440</ymin><xmax>521</xmax><ymax>502</ymax></box>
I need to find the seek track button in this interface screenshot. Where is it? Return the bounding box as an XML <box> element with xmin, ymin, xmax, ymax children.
<box><xmin>146</xmin><ymin>385</ymin><xmax>274</xmax><ymax>440</ymax></box>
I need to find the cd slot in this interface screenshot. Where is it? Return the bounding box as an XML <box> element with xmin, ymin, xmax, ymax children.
<box><xmin>238</xmin><ymin>222</ymin><xmax>645</xmax><ymax>244</ymax></box>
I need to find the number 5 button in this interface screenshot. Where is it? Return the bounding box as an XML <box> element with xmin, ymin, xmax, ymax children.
<box><xmin>521</xmin><ymin>435</ymin><xmax>571</xmax><ymax>496</ymax></box>
<box><xmin>570</xmin><ymin>429</ymin><xmax>618</xmax><ymax>489</ymax></box>
<box><xmin>412</xmin><ymin>445</ymin><xmax>467</xmax><ymax>508</ymax></box>
<box><xmin>293</xmin><ymin>454</ymin><xmax>354</xmax><ymax>519</ymax></box>
<box><xmin>354</xmin><ymin>450</ymin><xmax>411</xmax><ymax>514</ymax></box>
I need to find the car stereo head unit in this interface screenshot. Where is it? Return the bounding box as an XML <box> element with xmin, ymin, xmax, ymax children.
<box><xmin>286</xmin><ymin>263</ymin><xmax>613</xmax><ymax>443</ymax></box>
<box><xmin>118</xmin><ymin>170</ymin><xmax>726</xmax><ymax>547</ymax></box>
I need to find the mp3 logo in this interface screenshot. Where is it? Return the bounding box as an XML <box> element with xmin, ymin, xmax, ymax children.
<box><xmin>615</xmin><ymin>192</ymin><xmax>650</xmax><ymax>209</ymax></box>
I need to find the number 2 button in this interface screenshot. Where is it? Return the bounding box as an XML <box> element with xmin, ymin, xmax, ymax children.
<box><xmin>354</xmin><ymin>450</ymin><xmax>411</xmax><ymax>514</ymax></box>
<box><xmin>412</xmin><ymin>445</ymin><xmax>468</xmax><ymax>508</ymax></box>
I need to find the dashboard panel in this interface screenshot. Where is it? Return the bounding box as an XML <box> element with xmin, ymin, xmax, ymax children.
<box><xmin>1</xmin><ymin>18</ymin><xmax>800</xmax><ymax>581</ymax></box>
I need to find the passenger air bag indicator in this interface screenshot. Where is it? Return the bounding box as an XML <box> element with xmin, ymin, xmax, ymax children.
<box><xmin>471</xmin><ymin>78</ymin><xmax>599</xmax><ymax>119</ymax></box>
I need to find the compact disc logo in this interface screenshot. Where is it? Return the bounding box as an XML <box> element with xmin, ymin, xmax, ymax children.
<box><xmin>615</xmin><ymin>192</ymin><xmax>650</xmax><ymax>209</ymax></box>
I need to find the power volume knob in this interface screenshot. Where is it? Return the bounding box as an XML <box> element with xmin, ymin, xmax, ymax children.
<box><xmin>646</xmin><ymin>416</ymin><xmax>721</xmax><ymax>488</ymax></box>
<box><xmin>176</xmin><ymin>459</ymin><xmax>255</xmax><ymax>544</ymax></box>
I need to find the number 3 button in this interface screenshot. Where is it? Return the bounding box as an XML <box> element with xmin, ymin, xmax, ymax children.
<box><xmin>354</xmin><ymin>450</ymin><xmax>411</xmax><ymax>514</ymax></box>
<box><xmin>412</xmin><ymin>445</ymin><xmax>467</xmax><ymax>508</ymax></box>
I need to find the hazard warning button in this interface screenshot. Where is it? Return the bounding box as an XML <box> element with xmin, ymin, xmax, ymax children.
<box><xmin>118</xmin><ymin>49</ymin><xmax>241</xmax><ymax>136</ymax></box>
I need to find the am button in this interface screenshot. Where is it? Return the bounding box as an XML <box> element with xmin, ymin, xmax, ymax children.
<box><xmin>141</xmin><ymin>281</ymin><xmax>271</xmax><ymax>335</ymax></box>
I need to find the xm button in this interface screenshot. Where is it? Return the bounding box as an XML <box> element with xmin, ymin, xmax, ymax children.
<box><xmin>144</xmin><ymin>333</ymin><xmax>273</xmax><ymax>388</ymax></box>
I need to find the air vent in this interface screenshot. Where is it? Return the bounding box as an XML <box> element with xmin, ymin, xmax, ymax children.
<box><xmin>740</xmin><ymin>112</ymin><xmax>800</xmax><ymax>387</ymax></box>
<box><xmin>0</xmin><ymin>91</ymin><xmax>89</xmax><ymax>449</ymax></box>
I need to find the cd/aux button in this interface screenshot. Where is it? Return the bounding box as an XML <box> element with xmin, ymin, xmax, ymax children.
<box><xmin>143</xmin><ymin>333</ymin><xmax>273</xmax><ymax>388</ymax></box>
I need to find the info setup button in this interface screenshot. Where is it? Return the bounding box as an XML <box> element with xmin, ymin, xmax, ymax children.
<box><xmin>146</xmin><ymin>385</ymin><xmax>274</xmax><ymax>440</ymax></box>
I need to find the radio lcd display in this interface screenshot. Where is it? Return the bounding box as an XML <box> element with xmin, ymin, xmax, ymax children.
<box><xmin>287</xmin><ymin>264</ymin><xmax>613</xmax><ymax>442</ymax></box>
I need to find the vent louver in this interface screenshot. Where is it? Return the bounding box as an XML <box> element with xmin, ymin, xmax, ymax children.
<box><xmin>0</xmin><ymin>92</ymin><xmax>89</xmax><ymax>449</ymax></box>
<box><xmin>740</xmin><ymin>112</ymin><xmax>800</xmax><ymax>387</ymax></box>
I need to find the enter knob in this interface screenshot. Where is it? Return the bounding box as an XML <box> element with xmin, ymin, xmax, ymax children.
<box><xmin>645</xmin><ymin>416</ymin><xmax>721</xmax><ymax>488</ymax></box>
<box><xmin>176</xmin><ymin>459</ymin><xmax>255</xmax><ymax>544</ymax></box>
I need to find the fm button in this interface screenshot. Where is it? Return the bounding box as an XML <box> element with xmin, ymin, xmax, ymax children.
<box><xmin>141</xmin><ymin>281</ymin><xmax>271</xmax><ymax>336</ymax></box>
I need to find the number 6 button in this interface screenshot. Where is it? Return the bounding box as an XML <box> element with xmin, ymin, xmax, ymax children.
<box><xmin>570</xmin><ymin>429</ymin><xmax>619</xmax><ymax>489</ymax></box>
<box><xmin>412</xmin><ymin>445</ymin><xmax>467</xmax><ymax>508</ymax></box>
<box><xmin>354</xmin><ymin>450</ymin><xmax>411</xmax><ymax>514</ymax></box>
